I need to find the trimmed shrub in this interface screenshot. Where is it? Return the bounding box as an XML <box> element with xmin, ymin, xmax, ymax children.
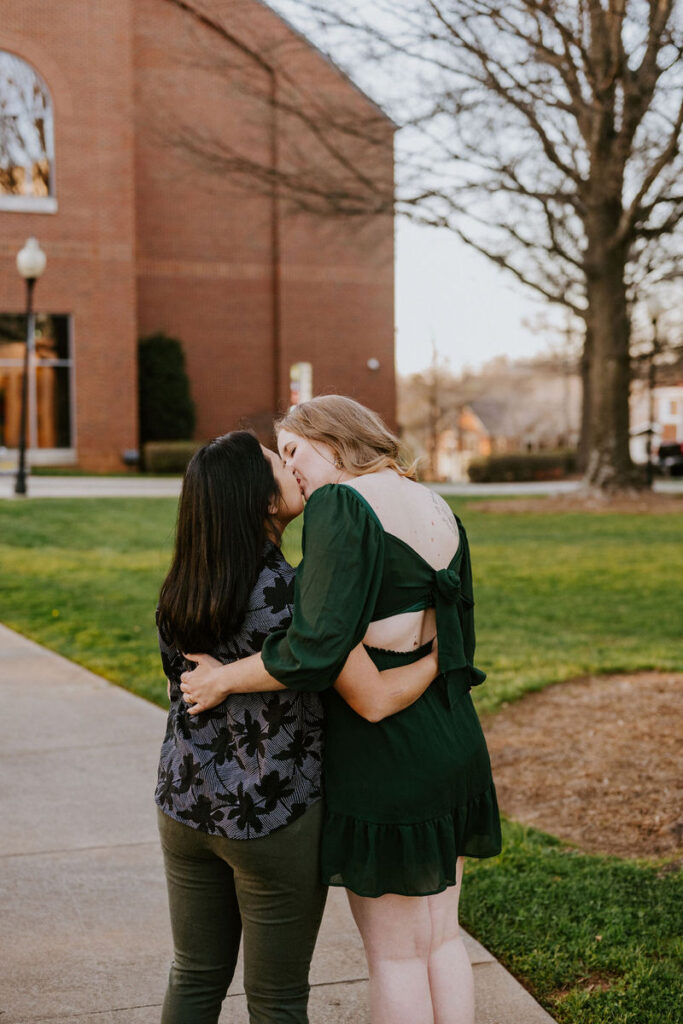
<box><xmin>467</xmin><ymin>450</ymin><xmax>578</xmax><ymax>483</ymax></box>
<box><xmin>143</xmin><ymin>441</ymin><xmax>203</xmax><ymax>474</ymax></box>
<box><xmin>138</xmin><ymin>332</ymin><xmax>196</xmax><ymax>446</ymax></box>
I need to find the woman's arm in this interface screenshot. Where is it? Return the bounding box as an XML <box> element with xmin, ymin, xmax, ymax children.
<box><xmin>180</xmin><ymin>640</ymin><xmax>438</xmax><ymax>721</ymax></box>
<box><xmin>180</xmin><ymin>652</ymin><xmax>282</xmax><ymax>715</ymax></box>
<box><xmin>334</xmin><ymin>640</ymin><xmax>438</xmax><ymax>723</ymax></box>
<box><xmin>180</xmin><ymin>489</ymin><xmax>437</xmax><ymax>716</ymax></box>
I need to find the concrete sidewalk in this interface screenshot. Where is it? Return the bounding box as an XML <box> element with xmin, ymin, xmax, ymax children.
<box><xmin>1</xmin><ymin>623</ymin><xmax>556</xmax><ymax>1024</ymax></box>
<box><xmin>2</xmin><ymin>473</ymin><xmax>682</xmax><ymax>500</ymax></box>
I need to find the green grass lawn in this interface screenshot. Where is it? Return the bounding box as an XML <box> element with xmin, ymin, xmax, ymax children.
<box><xmin>1</xmin><ymin>495</ymin><xmax>682</xmax><ymax>1023</ymax></box>
<box><xmin>460</xmin><ymin>821</ymin><xmax>682</xmax><ymax>1024</ymax></box>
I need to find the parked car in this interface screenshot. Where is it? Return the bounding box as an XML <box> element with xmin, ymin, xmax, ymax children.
<box><xmin>656</xmin><ymin>442</ymin><xmax>683</xmax><ymax>477</ymax></box>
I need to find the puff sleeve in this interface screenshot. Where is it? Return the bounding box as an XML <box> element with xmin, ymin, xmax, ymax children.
<box><xmin>261</xmin><ymin>484</ymin><xmax>385</xmax><ymax>692</ymax></box>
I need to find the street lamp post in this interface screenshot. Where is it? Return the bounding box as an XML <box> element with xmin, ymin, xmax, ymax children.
<box><xmin>646</xmin><ymin>296</ymin><xmax>664</xmax><ymax>489</ymax></box>
<box><xmin>15</xmin><ymin>238</ymin><xmax>47</xmax><ymax>496</ymax></box>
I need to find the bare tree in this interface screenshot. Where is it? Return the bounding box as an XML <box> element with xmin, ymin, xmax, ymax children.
<box><xmin>399</xmin><ymin>341</ymin><xmax>461</xmax><ymax>477</ymax></box>
<box><xmin>162</xmin><ymin>0</ymin><xmax>683</xmax><ymax>491</ymax></box>
<box><xmin>158</xmin><ymin>0</ymin><xmax>394</xmax><ymax>219</ymax></box>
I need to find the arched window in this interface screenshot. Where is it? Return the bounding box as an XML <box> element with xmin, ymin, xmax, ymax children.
<box><xmin>0</xmin><ymin>50</ymin><xmax>56</xmax><ymax>212</ymax></box>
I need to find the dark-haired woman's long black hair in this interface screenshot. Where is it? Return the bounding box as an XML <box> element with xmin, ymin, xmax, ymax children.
<box><xmin>157</xmin><ymin>431</ymin><xmax>280</xmax><ymax>654</ymax></box>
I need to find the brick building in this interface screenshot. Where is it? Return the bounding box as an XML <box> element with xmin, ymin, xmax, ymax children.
<box><xmin>0</xmin><ymin>0</ymin><xmax>395</xmax><ymax>470</ymax></box>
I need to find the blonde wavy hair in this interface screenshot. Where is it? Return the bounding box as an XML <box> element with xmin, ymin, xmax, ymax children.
<box><xmin>275</xmin><ymin>395</ymin><xmax>418</xmax><ymax>479</ymax></box>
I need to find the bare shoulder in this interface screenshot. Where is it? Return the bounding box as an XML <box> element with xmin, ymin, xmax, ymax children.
<box><xmin>342</xmin><ymin>474</ymin><xmax>459</xmax><ymax>546</ymax></box>
<box><xmin>339</xmin><ymin>470</ymin><xmax>414</xmax><ymax>524</ymax></box>
<box><xmin>340</xmin><ymin>468</ymin><xmax>404</xmax><ymax>497</ymax></box>
<box><xmin>427</xmin><ymin>488</ymin><xmax>459</xmax><ymax>539</ymax></box>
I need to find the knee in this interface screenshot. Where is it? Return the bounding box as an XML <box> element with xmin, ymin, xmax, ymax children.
<box><xmin>367</xmin><ymin>924</ymin><xmax>462</xmax><ymax>968</ymax></box>
<box><xmin>365</xmin><ymin>928</ymin><xmax>433</xmax><ymax>965</ymax></box>
<box><xmin>244</xmin><ymin>978</ymin><xmax>310</xmax><ymax>1023</ymax></box>
<box><xmin>429</xmin><ymin>918</ymin><xmax>462</xmax><ymax>951</ymax></box>
<box><xmin>360</xmin><ymin>919</ymin><xmax>432</xmax><ymax>965</ymax></box>
<box><xmin>167</xmin><ymin>957</ymin><xmax>235</xmax><ymax>1000</ymax></box>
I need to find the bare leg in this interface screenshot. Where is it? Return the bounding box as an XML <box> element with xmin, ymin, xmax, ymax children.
<box><xmin>347</xmin><ymin>886</ymin><xmax>434</xmax><ymax>1024</ymax></box>
<box><xmin>427</xmin><ymin>859</ymin><xmax>474</xmax><ymax>1024</ymax></box>
<box><xmin>346</xmin><ymin>858</ymin><xmax>473</xmax><ymax>1024</ymax></box>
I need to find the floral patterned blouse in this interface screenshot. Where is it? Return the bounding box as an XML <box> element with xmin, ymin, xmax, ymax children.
<box><xmin>155</xmin><ymin>542</ymin><xmax>324</xmax><ymax>839</ymax></box>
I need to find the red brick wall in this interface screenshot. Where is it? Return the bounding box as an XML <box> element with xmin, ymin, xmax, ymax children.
<box><xmin>0</xmin><ymin>2</ymin><xmax>139</xmax><ymax>470</ymax></box>
<box><xmin>134</xmin><ymin>0</ymin><xmax>280</xmax><ymax>441</ymax></box>
<box><xmin>134</xmin><ymin>0</ymin><xmax>396</xmax><ymax>442</ymax></box>
<box><xmin>1</xmin><ymin>0</ymin><xmax>395</xmax><ymax>469</ymax></box>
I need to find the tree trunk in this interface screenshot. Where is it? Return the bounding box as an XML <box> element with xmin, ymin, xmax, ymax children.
<box><xmin>583</xmin><ymin>235</ymin><xmax>637</xmax><ymax>491</ymax></box>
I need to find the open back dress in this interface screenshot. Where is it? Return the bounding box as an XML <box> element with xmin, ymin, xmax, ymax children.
<box><xmin>261</xmin><ymin>483</ymin><xmax>501</xmax><ymax>897</ymax></box>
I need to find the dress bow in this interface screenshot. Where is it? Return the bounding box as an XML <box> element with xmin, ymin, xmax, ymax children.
<box><xmin>429</xmin><ymin>520</ymin><xmax>486</xmax><ymax>706</ymax></box>
<box><xmin>433</xmin><ymin>567</ymin><xmax>462</xmax><ymax>602</ymax></box>
<box><xmin>431</xmin><ymin>566</ymin><xmax>477</xmax><ymax>705</ymax></box>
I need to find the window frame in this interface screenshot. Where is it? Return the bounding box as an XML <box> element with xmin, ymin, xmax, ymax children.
<box><xmin>0</xmin><ymin>313</ymin><xmax>75</xmax><ymax>462</ymax></box>
<box><xmin>0</xmin><ymin>49</ymin><xmax>58</xmax><ymax>213</ymax></box>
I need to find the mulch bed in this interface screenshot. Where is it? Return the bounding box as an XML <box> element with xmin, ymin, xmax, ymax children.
<box><xmin>483</xmin><ymin>672</ymin><xmax>683</xmax><ymax>859</ymax></box>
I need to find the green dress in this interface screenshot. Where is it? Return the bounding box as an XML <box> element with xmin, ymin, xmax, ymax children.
<box><xmin>261</xmin><ymin>483</ymin><xmax>501</xmax><ymax>897</ymax></box>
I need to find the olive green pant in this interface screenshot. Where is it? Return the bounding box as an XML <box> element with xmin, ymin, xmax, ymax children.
<box><xmin>157</xmin><ymin>801</ymin><xmax>327</xmax><ymax>1024</ymax></box>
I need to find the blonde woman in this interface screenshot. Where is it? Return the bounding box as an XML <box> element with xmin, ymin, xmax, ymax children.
<box><xmin>181</xmin><ymin>396</ymin><xmax>501</xmax><ymax>1024</ymax></box>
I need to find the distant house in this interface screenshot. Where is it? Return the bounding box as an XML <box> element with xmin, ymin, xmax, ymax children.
<box><xmin>433</xmin><ymin>372</ymin><xmax>582</xmax><ymax>481</ymax></box>
<box><xmin>0</xmin><ymin>0</ymin><xmax>395</xmax><ymax>469</ymax></box>
<box><xmin>435</xmin><ymin>405</ymin><xmax>492</xmax><ymax>481</ymax></box>
<box><xmin>630</xmin><ymin>381</ymin><xmax>683</xmax><ymax>463</ymax></box>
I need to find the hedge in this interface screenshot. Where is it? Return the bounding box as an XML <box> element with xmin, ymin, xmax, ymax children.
<box><xmin>138</xmin><ymin>332</ymin><xmax>196</xmax><ymax>445</ymax></box>
<box><xmin>143</xmin><ymin>441</ymin><xmax>203</xmax><ymax>474</ymax></box>
<box><xmin>467</xmin><ymin>450</ymin><xmax>578</xmax><ymax>483</ymax></box>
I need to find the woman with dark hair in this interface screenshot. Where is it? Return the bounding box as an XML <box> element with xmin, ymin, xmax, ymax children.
<box><xmin>155</xmin><ymin>430</ymin><xmax>439</xmax><ymax>1024</ymax></box>
<box><xmin>179</xmin><ymin>400</ymin><xmax>501</xmax><ymax>1024</ymax></box>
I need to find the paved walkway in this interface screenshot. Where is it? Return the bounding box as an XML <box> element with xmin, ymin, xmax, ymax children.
<box><xmin>1</xmin><ymin>623</ymin><xmax>556</xmax><ymax>1023</ymax></box>
<box><xmin>1</xmin><ymin>473</ymin><xmax>681</xmax><ymax>499</ymax></box>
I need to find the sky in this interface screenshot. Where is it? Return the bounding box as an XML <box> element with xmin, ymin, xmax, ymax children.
<box><xmin>267</xmin><ymin>1</ymin><xmax>562</xmax><ymax>380</ymax></box>
<box><xmin>394</xmin><ymin>220</ymin><xmax>558</xmax><ymax>378</ymax></box>
<box><xmin>269</xmin><ymin>1</ymin><xmax>681</xmax><ymax>381</ymax></box>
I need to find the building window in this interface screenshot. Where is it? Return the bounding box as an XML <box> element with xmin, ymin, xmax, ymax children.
<box><xmin>0</xmin><ymin>314</ymin><xmax>73</xmax><ymax>452</ymax></box>
<box><xmin>0</xmin><ymin>50</ymin><xmax>57</xmax><ymax>212</ymax></box>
